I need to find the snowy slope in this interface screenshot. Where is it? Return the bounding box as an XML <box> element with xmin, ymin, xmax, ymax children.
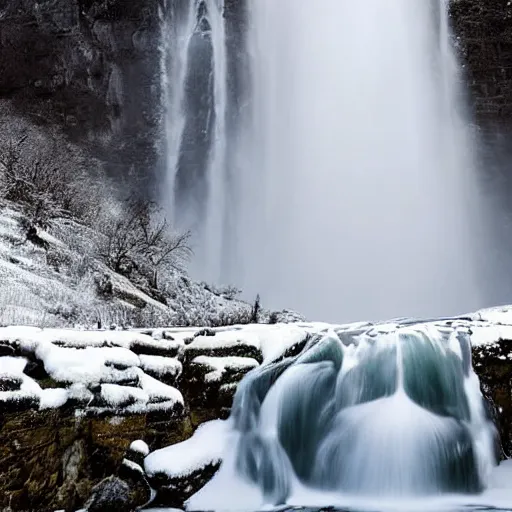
<box><xmin>0</xmin><ymin>201</ymin><xmax>263</xmax><ymax>328</ymax></box>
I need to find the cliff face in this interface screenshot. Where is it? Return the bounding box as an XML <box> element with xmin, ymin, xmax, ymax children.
<box><xmin>450</xmin><ymin>0</ymin><xmax>512</xmax><ymax>131</ymax></box>
<box><xmin>0</xmin><ymin>0</ymin><xmax>163</xmax><ymax>189</ymax></box>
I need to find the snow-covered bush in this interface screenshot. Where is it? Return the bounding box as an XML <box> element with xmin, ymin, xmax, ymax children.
<box><xmin>97</xmin><ymin>197</ymin><xmax>192</xmax><ymax>291</ymax></box>
<box><xmin>0</xmin><ymin>111</ymin><xmax>111</xmax><ymax>228</ymax></box>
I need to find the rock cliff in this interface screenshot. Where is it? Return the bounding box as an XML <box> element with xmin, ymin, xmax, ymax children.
<box><xmin>0</xmin><ymin>0</ymin><xmax>163</xmax><ymax>190</ymax></box>
<box><xmin>450</xmin><ymin>0</ymin><xmax>512</xmax><ymax>130</ymax></box>
<box><xmin>0</xmin><ymin>323</ymin><xmax>310</xmax><ymax>510</ymax></box>
<box><xmin>2</xmin><ymin>1</ymin><xmax>509</xmax><ymax>194</ymax></box>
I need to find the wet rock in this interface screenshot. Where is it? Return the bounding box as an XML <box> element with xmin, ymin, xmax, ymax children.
<box><xmin>183</xmin><ymin>338</ymin><xmax>263</xmax><ymax>364</ymax></box>
<box><xmin>0</xmin><ymin>376</ymin><xmax>22</xmax><ymax>392</ymax></box>
<box><xmin>473</xmin><ymin>339</ymin><xmax>512</xmax><ymax>458</ymax></box>
<box><xmin>124</xmin><ymin>440</ymin><xmax>149</xmax><ymax>467</ymax></box>
<box><xmin>0</xmin><ymin>344</ymin><xmax>16</xmax><ymax>357</ymax></box>
<box><xmin>85</xmin><ymin>476</ymin><xmax>133</xmax><ymax>512</ymax></box>
<box><xmin>450</xmin><ymin>0</ymin><xmax>512</xmax><ymax>129</ymax></box>
<box><xmin>0</xmin><ymin>0</ymin><xmax>162</xmax><ymax>188</ymax></box>
<box><xmin>147</xmin><ymin>461</ymin><xmax>221</xmax><ymax>509</ymax></box>
<box><xmin>130</xmin><ymin>340</ymin><xmax>181</xmax><ymax>358</ymax></box>
<box><xmin>117</xmin><ymin>442</ymin><xmax>152</xmax><ymax>510</ymax></box>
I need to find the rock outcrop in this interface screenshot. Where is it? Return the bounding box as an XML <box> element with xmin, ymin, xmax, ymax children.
<box><xmin>473</xmin><ymin>339</ymin><xmax>512</xmax><ymax>459</ymax></box>
<box><xmin>0</xmin><ymin>314</ymin><xmax>512</xmax><ymax>510</ymax></box>
<box><xmin>0</xmin><ymin>324</ymin><xmax>311</xmax><ymax>511</ymax></box>
<box><xmin>450</xmin><ymin>0</ymin><xmax>512</xmax><ymax>130</ymax></box>
<box><xmin>0</xmin><ymin>0</ymin><xmax>163</xmax><ymax>188</ymax></box>
<box><xmin>0</xmin><ymin>0</ymin><xmax>510</xmax><ymax>194</ymax></box>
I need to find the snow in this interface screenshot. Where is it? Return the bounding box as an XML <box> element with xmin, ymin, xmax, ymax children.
<box><xmin>184</xmin><ymin>323</ymin><xmax>311</xmax><ymax>363</ymax></box>
<box><xmin>0</xmin><ymin>202</ymin><xmax>255</xmax><ymax>330</ymax></box>
<box><xmin>16</xmin><ymin>328</ymin><xmax>164</xmax><ymax>350</ymax></box>
<box><xmin>0</xmin><ymin>356</ymin><xmax>27</xmax><ymax>376</ymax></box>
<box><xmin>144</xmin><ymin>509</ymin><xmax>183</xmax><ymax>512</ymax></box>
<box><xmin>0</xmin><ymin>326</ymin><xmax>184</xmax><ymax>413</ymax></box>
<box><xmin>39</xmin><ymin>388</ymin><xmax>68</xmax><ymax>409</ymax></box>
<box><xmin>145</xmin><ymin>419</ymin><xmax>228</xmax><ymax>478</ymax></box>
<box><xmin>67</xmin><ymin>383</ymin><xmax>93</xmax><ymax>404</ymax></box>
<box><xmin>130</xmin><ymin>439</ymin><xmax>150</xmax><ymax>456</ymax></box>
<box><xmin>249</xmin><ymin>324</ymin><xmax>310</xmax><ymax>363</ymax></box>
<box><xmin>136</xmin><ymin>370</ymin><xmax>183</xmax><ymax>405</ymax></box>
<box><xmin>122</xmin><ymin>458</ymin><xmax>144</xmax><ymax>474</ymax></box>
<box><xmin>0</xmin><ymin>356</ymin><xmax>69</xmax><ymax>409</ymax></box>
<box><xmin>139</xmin><ymin>355</ymin><xmax>182</xmax><ymax>378</ymax></box>
<box><xmin>1</xmin><ymin>304</ymin><xmax>512</xmax><ymax>416</ymax></box>
<box><xmin>186</xmin><ymin>330</ymin><xmax>260</xmax><ymax>351</ymax></box>
<box><xmin>100</xmin><ymin>384</ymin><xmax>148</xmax><ymax>407</ymax></box>
<box><xmin>470</xmin><ymin>323</ymin><xmax>512</xmax><ymax>347</ymax></box>
<box><xmin>472</xmin><ymin>305</ymin><xmax>512</xmax><ymax>325</ymax></box>
<box><xmin>33</xmin><ymin>343</ymin><xmax>116</xmax><ymax>384</ymax></box>
<box><xmin>2</xmin><ymin>329</ymin><xmax>182</xmax><ymax>388</ymax></box>
<box><xmin>192</xmin><ymin>356</ymin><xmax>259</xmax><ymax>382</ymax></box>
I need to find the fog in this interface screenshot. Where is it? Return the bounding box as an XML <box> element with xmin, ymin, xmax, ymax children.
<box><xmin>221</xmin><ymin>0</ymin><xmax>487</xmax><ymax>322</ymax></box>
<box><xmin>166</xmin><ymin>0</ymin><xmax>491</xmax><ymax>323</ymax></box>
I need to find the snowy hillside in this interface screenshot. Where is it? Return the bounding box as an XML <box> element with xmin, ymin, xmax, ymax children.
<box><xmin>0</xmin><ymin>201</ymin><xmax>295</xmax><ymax>328</ymax></box>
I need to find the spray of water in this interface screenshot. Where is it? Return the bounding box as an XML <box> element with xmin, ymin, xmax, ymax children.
<box><xmin>188</xmin><ymin>324</ymin><xmax>497</xmax><ymax>511</ymax></box>
<box><xmin>232</xmin><ymin>0</ymin><xmax>485</xmax><ymax>322</ymax></box>
<box><xmin>162</xmin><ymin>0</ymin><xmax>486</xmax><ymax>322</ymax></box>
<box><xmin>160</xmin><ymin>0</ymin><xmax>229</xmax><ymax>280</ymax></box>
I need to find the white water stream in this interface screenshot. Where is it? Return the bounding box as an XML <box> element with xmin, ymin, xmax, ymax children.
<box><xmin>162</xmin><ymin>0</ymin><xmax>485</xmax><ymax>322</ymax></box>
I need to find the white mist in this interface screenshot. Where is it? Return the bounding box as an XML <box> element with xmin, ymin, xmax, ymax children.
<box><xmin>225</xmin><ymin>0</ymin><xmax>484</xmax><ymax>322</ymax></box>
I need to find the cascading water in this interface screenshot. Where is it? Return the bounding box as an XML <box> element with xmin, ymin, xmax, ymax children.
<box><xmin>232</xmin><ymin>0</ymin><xmax>485</xmax><ymax>322</ymax></box>
<box><xmin>161</xmin><ymin>0</ymin><xmax>228</xmax><ymax>279</ymax></box>
<box><xmin>189</xmin><ymin>323</ymin><xmax>497</xmax><ymax>510</ymax></box>
<box><xmin>163</xmin><ymin>0</ymin><xmax>488</xmax><ymax>322</ymax></box>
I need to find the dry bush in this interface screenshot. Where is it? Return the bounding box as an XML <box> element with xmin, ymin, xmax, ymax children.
<box><xmin>0</xmin><ymin>107</ymin><xmax>115</xmax><ymax>227</ymax></box>
<box><xmin>98</xmin><ymin>197</ymin><xmax>192</xmax><ymax>290</ymax></box>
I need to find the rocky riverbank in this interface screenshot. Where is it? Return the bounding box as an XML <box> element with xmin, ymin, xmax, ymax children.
<box><xmin>0</xmin><ymin>323</ymin><xmax>310</xmax><ymax>511</ymax></box>
<box><xmin>1</xmin><ymin>308</ymin><xmax>512</xmax><ymax>511</ymax></box>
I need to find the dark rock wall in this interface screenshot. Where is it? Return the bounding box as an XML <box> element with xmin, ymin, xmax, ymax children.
<box><xmin>0</xmin><ymin>0</ymin><xmax>164</xmax><ymax>192</ymax></box>
<box><xmin>473</xmin><ymin>339</ymin><xmax>512</xmax><ymax>459</ymax></box>
<box><xmin>450</xmin><ymin>0</ymin><xmax>512</xmax><ymax>130</ymax></box>
<box><xmin>449</xmin><ymin>0</ymin><xmax>512</xmax><ymax>308</ymax></box>
<box><xmin>0</xmin><ymin>408</ymin><xmax>199</xmax><ymax>511</ymax></box>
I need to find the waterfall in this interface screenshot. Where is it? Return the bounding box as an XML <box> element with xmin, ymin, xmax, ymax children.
<box><xmin>161</xmin><ymin>0</ymin><xmax>228</xmax><ymax>279</ymax></box>
<box><xmin>162</xmin><ymin>0</ymin><xmax>487</xmax><ymax>322</ymax></box>
<box><xmin>233</xmin><ymin>0</ymin><xmax>486</xmax><ymax>322</ymax></box>
<box><xmin>188</xmin><ymin>323</ymin><xmax>497</xmax><ymax>510</ymax></box>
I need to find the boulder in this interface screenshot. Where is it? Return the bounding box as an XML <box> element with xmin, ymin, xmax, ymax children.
<box><xmin>84</xmin><ymin>476</ymin><xmax>133</xmax><ymax>512</ymax></box>
<box><xmin>473</xmin><ymin>338</ymin><xmax>512</xmax><ymax>458</ymax></box>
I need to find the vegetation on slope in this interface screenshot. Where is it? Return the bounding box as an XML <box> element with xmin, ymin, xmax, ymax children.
<box><xmin>0</xmin><ymin>105</ymin><xmax>276</xmax><ymax>328</ymax></box>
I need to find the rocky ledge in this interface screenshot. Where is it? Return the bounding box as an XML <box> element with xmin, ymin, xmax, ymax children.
<box><xmin>1</xmin><ymin>308</ymin><xmax>512</xmax><ymax>511</ymax></box>
<box><xmin>0</xmin><ymin>323</ymin><xmax>310</xmax><ymax>511</ymax></box>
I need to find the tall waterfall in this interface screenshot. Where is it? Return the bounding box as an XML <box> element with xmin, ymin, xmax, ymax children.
<box><xmin>188</xmin><ymin>323</ymin><xmax>497</xmax><ymax>510</ymax></box>
<box><xmin>161</xmin><ymin>0</ymin><xmax>228</xmax><ymax>280</ymax></box>
<box><xmin>162</xmin><ymin>0</ymin><xmax>485</xmax><ymax>322</ymax></box>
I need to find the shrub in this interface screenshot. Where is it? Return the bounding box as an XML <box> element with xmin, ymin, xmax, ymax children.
<box><xmin>98</xmin><ymin>197</ymin><xmax>192</xmax><ymax>290</ymax></box>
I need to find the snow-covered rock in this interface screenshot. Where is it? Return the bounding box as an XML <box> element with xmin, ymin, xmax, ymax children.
<box><xmin>145</xmin><ymin>420</ymin><xmax>227</xmax><ymax>508</ymax></box>
<box><xmin>190</xmin><ymin>356</ymin><xmax>259</xmax><ymax>384</ymax></box>
<box><xmin>2</xmin><ymin>309</ymin><xmax>512</xmax><ymax>511</ymax></box>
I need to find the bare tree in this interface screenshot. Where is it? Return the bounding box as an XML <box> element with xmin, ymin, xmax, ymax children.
<box><xmin>99</xmin><ymin>198</ymin><xmax>192</xmax><ymax>289</ymax></box>
<box><xmin>0</xmin><ymin>109</ymin><xmax>111</xmax><ymax>227</ymax></box>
